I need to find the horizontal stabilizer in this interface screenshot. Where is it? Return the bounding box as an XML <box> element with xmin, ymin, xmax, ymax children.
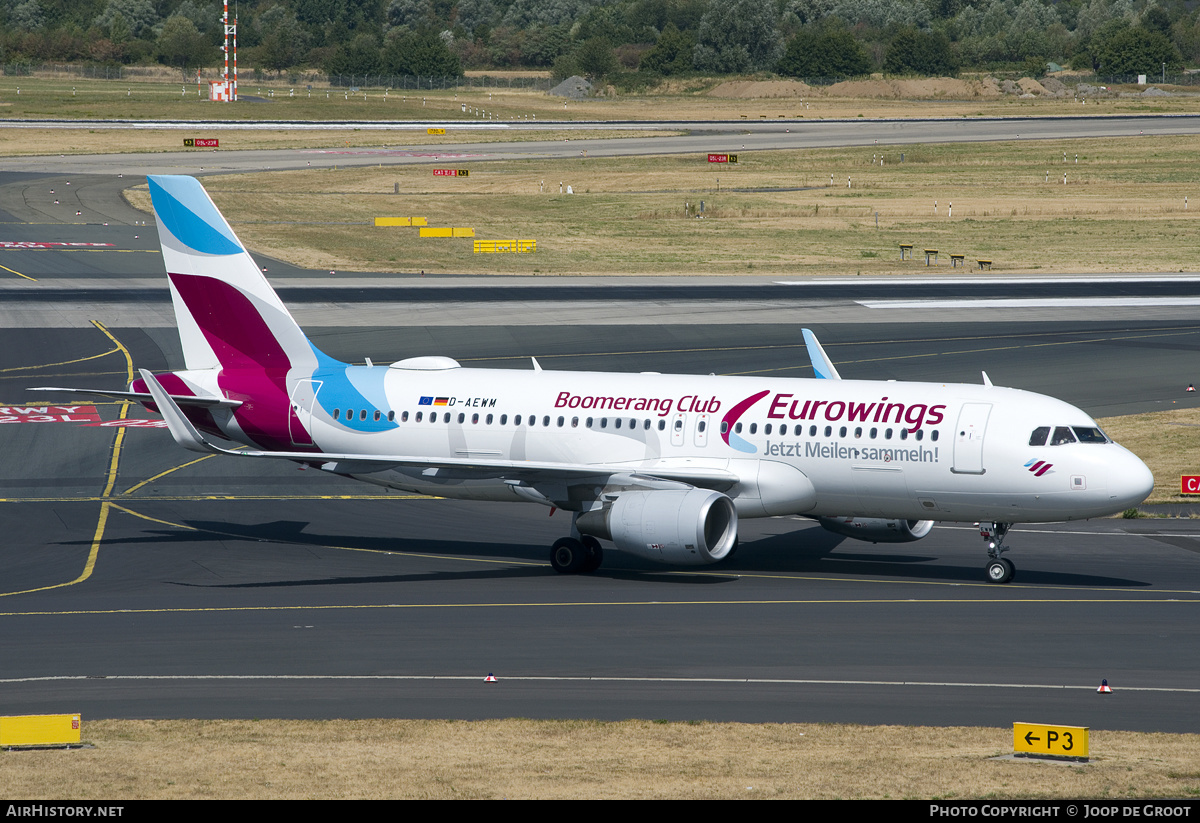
<box><xmin>28</xmin><ymin>386</ymin><xmax>241</xmax><ymax>408</ymax></box>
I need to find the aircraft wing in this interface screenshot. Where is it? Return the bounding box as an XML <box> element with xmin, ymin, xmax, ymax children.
<box><xmin>137</xmin><ymin>369</ymin><xmax>738</xmax><ymax>490</ymax></box>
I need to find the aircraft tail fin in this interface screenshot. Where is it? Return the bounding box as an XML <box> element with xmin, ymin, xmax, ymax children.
<box><xmin>148</xmin><ymin>175</ymin><xmax>320</xmax><ymax>373</ymax></box>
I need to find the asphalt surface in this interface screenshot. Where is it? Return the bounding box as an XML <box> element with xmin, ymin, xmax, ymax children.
<box><xmin>0</xmin><ymin>125</ymin><xmax>1198</xmax><ymax>729</ymax></box>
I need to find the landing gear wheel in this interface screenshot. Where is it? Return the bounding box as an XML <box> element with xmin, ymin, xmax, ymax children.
<box><xmin>986</xmin><ymin>557</ymin><xmax>1014</xmax><ymax>584</ymax></box>
<box><xmin>580</xmin><ymin>535</ymin><xmax>604</xmax><ymax>573</ymax></box>
<box><xmin>551</xmin><ymin>537</ymin><xmax>588</xmax><ymax>574</ymax></box>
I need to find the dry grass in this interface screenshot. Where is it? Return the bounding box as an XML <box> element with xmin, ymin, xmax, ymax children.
<box><xmin>122</xmin><ymin>134</ymin><xmax>1200</xmax><ymax>276</ymax></box>
<box><xmin>0</xmin><ymin>126</ymin><xmax>672</xmax><ymax>156</ymax></box>
<box><xmin>2</xmin><ymin>719</ymin><xmax>1198</xmax><ymax>799</ymax></box>
<box><xmin>2</xmin><ymin>74</ymin><xmax>1199</xmax><ymax>130</ymax></box>
<box><xmin>1100</xmin><ymin>407</ymin><xmax>1200</xmax><ymax>504</ymax></box>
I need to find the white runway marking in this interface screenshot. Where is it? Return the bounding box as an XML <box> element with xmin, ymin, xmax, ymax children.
<box><xmin>0</xmin><ymin>673</ymin><xmax>1196</xmax><ymax>693</ymax></box>
<box><xmin>858</xmin><ymin>297</ymin><xmax>1200</xmax><ymax>309</ymax></box>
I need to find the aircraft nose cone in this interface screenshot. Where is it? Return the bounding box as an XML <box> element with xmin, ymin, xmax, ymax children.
<box><xmin>1112</xmin><ymin>450</ymin><xmax>1154</xmax><ymax>509</ymax></box>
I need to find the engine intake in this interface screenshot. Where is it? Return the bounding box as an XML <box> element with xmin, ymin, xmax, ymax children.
<box><xmin>576</xmin><ymin>489</ymin><xmax>738</xmax><ymax>565</ymax></box>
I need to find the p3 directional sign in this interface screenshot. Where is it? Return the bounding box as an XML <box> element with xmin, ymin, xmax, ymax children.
<box><xmin>1013</xmin><ymin>722</ymin><xmax>1089</xmax><ymax>761</ymax></box>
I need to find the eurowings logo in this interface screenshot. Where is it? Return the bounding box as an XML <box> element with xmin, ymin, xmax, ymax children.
<box><xmin>1025</xmin><ymin>459</ymin><xmax>1054</xmax><ymax>477</ymax></box>
<box><xmin>721</xmin><ymin>390</ymin><xmax>769</xmax><ymax>453</ymax></box>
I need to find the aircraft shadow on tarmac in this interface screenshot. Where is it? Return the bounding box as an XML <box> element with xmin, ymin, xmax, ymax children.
<box><xmin>68</xmin><ymin>515</ymin><xmax>1152</xmax><ymax>590</ymax></box>
<box><xmin>736</xmin><ymin>528</ymin><xmax>1152</xmax><ymax>588</ymax></box>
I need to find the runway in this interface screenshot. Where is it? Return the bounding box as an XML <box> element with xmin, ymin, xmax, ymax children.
<box><xmin>1</xmin><ymin>124</ymin><xmax>1199</xmax><ymax>729</ymax></box>
<box><xmin>4</xmin><ymin>114</ymin><xmax>1200</xmax><ymax>177</ymax></box>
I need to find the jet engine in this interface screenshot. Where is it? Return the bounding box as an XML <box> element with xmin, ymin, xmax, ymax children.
<box><xmin>817</xmin><ymin>516</ymin><xmax>934</xmax><ymax>543</ymax></box>
<box><xmin>576</xmin><ymin>489</ymin><xmax>738</xmax><ymax>565</ymax></box>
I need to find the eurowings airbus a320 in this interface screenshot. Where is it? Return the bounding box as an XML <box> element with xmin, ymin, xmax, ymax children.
<box><xmin>35</xmin><ymin>175</ymin><xmax>1154</xmax><ymax>584</ymax></box>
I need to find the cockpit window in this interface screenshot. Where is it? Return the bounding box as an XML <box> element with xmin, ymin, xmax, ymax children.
<box><xmin>1029</xmin><ymin>426</ymin><xmax>1049</xmax><ymax>446</ymax></box>
<box><xmin>1050</xmin><ymin>426</ymin><xmax>1077</xmax><ymax>446</ymax></box>
<box><xmin>1072</xmin><ymin>426</ymin><xmax>1109</xmax><ymax>443</ymax></box>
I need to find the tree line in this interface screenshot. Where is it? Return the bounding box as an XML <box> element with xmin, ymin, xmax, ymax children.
<box><xmin>1</xmin><ymin>0</ymin><xmax>1194</xmax><ymax>83</ymax></box>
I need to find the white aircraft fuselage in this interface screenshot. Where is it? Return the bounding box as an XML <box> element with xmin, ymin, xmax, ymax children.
<box><xmin>171</xmin><ymin>362</ymin><xmax>1150</xmax><ymax>526</ymax></box>
<box><xmin>35</xmin><ymin>175</ymin><xmax>1154</xmax><ymax>583</ymax></box>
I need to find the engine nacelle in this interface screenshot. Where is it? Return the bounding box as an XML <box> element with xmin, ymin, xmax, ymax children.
<box><xmin>576</xmin><ymin>489</ymin><xmax>738</xmax><ymax>565</ymax></box>
<box><xmin>817</xmin><ymin>516</ymin><xmax>934</xmax><ymax>543</ymax></box>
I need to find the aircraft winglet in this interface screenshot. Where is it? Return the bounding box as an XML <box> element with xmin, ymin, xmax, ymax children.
<box><xmin>138</xmin><ymin>368</ymin><xmax>222</xmax><ymax>455</ymax></box>
<box><xmin>802</xmin><ymin>329</ymin><xmax>842</xmax><ymax>380</ymax></box>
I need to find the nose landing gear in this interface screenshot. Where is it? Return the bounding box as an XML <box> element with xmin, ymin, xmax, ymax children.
<box><xmin>980</xmin><ymin>522</ymin><xmax>1015</xmax><ymax>584</ymax></box>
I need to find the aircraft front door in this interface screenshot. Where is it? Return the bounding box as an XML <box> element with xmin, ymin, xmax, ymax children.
<box><xmin>952</xmin><ymin>402</ymin><xmax>991</xmax><ymax>475</ymax></box>
<box><xmin>289</xmin><ymin>380</ymin><xmax>322</xmax><ymax>446</ymax></box>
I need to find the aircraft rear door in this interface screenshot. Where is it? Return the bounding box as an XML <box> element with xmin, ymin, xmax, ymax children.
<box><xmin>951</xmin><ymin>402</ymin><xmax>991</xmax><ymax>475</ymax></box>
<box><xmin>289</xmin><ymin>379</ymin><xmax>322</xmax><ymax>446</ymax></box>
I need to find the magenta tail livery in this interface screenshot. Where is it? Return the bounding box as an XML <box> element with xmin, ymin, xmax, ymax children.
<box><xmin>36</xmin><ymin>175</ymin><xmax>1154</xmax><ymax>583</ymax></box>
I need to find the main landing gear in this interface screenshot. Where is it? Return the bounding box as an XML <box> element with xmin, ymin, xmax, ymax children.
<box><xmin>980</xmin><ymin>522</ymin><xmax>1015</xmax><ymax>584</ymax></box>
<box><xmin>550</xmin><ymin>535</ymin><xmax>604</xmax><ymax>574</ymax></box>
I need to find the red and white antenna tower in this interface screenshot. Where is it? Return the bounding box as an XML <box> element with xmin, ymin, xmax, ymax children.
<box><xmin>221</xmin><ymin>0</ymin><xmax>238</xmax><ymax>101</ymax></box>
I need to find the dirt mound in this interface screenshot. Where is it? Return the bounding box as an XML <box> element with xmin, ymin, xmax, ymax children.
<box><xmin>824</xmin><ymin>77</ymin><xmax>981</xmax><ymax>98</ymax></box>
<box><xmin>1018</xmin><ymin>77</ymin><xmax>1048</xmax><ymax>95</ymax></box>
<box><xmin>825</xmin><ymin>78</ymin><xmax>896</xmax><ymax>97</ymax></box>
<box><xmin>1042</xmin><ymin>76</ymin><xmax>1067</xmax><ymax>95</ymax></box>
<box><xmin>548</xmin><ymin>75</ymin><xmax>593</xmax><ymax>98</ymax></box>
<box><xmin>707</xmin><ymin>80</ymin><xmax>817</xmax><ymax>98</ymax></box>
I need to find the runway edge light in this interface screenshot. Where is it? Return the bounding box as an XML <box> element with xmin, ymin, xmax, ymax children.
<box><xmin>1097</xmin><ymin>678</ymin><xmax>1112</xmax><ymax>694</ymax></box>
<box><xmin>485</xmin><ymin>673</ymin><xmax>497</xmax><ymax>682</ymax></box>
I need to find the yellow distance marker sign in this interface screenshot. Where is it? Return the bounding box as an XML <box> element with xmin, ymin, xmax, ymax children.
<box><xmin>1013</xmin><ymin>722</ymin><xmax>1089</xmax><ymax>760</ymax></box>
<box><xmin>427</xmin><ymin>128</ymin><xmax>446</xmax><ymax>135</ymax></box>
<box><xmin>0</xmin><ymin>713</ymin><xmax>81</xmax><ymax>747</ymax></box>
